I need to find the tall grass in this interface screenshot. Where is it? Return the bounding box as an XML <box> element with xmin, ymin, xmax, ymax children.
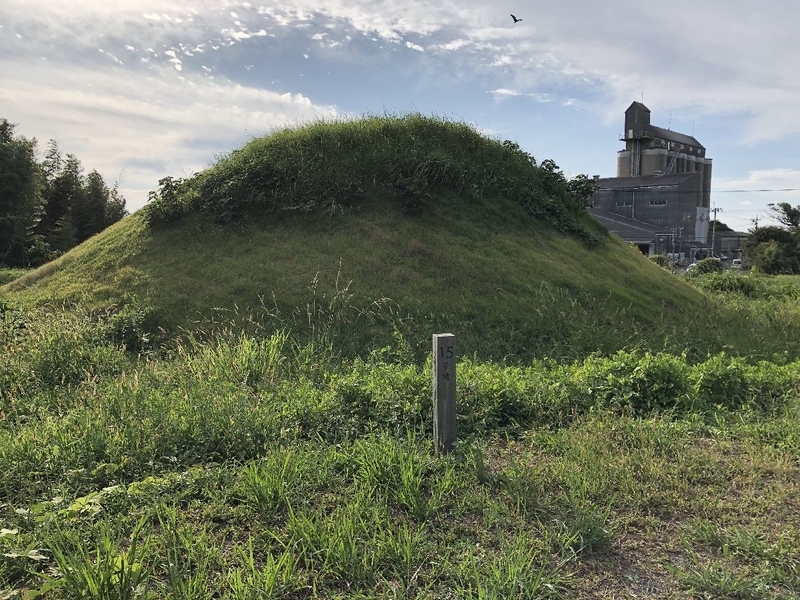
<box><xmin>2</xmin><ymin>285</ymin><xmax>800</xmax><ymax>598</ymax></box>
<box><xmin>0</xmin><ymin>268</ymin><xmax>28</xmax><ymax>286</ymax></box>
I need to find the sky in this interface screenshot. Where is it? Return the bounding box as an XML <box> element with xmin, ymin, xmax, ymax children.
<box><xmin>1</xmin><ymin>0</ymin><xmax>799</xmax><ymax>233</ymax></box>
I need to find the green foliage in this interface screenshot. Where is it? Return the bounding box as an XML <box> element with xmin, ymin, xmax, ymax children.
<box><xmin>16</xmin><ymin>188</ymin><xmax>800</xmax><ymax>364</ymax></box>
<box><xmin>0</xmin><ymin>268</ymin><xmax>28</xmax><ymax>286</ymax></box>
<box><xmin>667</xmin><ymin>551</ymin><xmax>771</xmax><ymax>598</ymax></box>
<box><xmin>103</xmin><ymin>301</ymin><xmax>157</xmax><ymax>354</ymax></box>
<box><xmin>457</xmin><ymin>532</ymin><xmax>568</xmax><ymax>599</ymax></box>
<box><xmin>766</xmin><ymin>202</ymin><xmax>800</xmax><ymax>231</ymax></box>
<box><xmin>0</xmin><ymin>305</ymin><xmax>134</xmax><ymax>425</ymax></box>
<box><xmin>649</xmin><ymin>254</ymin><xmax>670</xmax><ymax>268</ymax></box>
<box><xmin>41</xmin><ymin>518</ymin><xmax>154</xmax><ymax>599</ymax></box>
<box><xmin>694</xmin><ymin>256</ymin><xmax>723</xmax><ymax>275</ymax></box>
<box><xmin>235</xmin><ymin>449</ymin><xmax>303</xmax><ymax>515</ymax></box>
<box><xmin>156</xmin><ymin>506</ymin><xmax>218</xmax><ymax>600</ymax></box>
<box><xmin>567</xmin><ymin>350</ymin><xmax>694</xmax><ymax>413</ymax></box>
<box><xmin>142</xmin><ymin>177</ymin><xmax>191</xmax><ymax>226</ymax></box>
<box><xmin>743</xmin><ymin>225</ymin><xmax>800</xmax><ymax>274</ymax></box>
<box><xmin>0</xmin><ymin>121</ymin><xmax>127</xmax><ymax>268</ymax></box>
<box><xmin>1</xmin><ymin>300</ymin><xmax>800</xmax><ymax>599</ymax></box>
<box><xmin>0</xmin><ymin>118</ymin><xmax>44</xmax><ymax>267</ymax></box>
<box><xmin>690</xmin><ymin>353</ymin><xmax>749</xmax><ymax>409</ymax></box>
<box><xmin>142</xmin><ymin>114</ymin><xmax>600</xmax><ymax>245</ymax></box>
<box><xmin>691</xmin><ymin>272</ymin><xmax>766</xmax><ymax>297</ymax></box>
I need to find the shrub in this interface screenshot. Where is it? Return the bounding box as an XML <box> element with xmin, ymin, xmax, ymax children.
<box><xmin>689</xmin><ymin>353</ymin><xmax>748</xmax><ymax>410</ymax></box>
<box><xmin>141</xmin><ymin>176</ymin><xmax>192</xmax><ymax>225</ymax></box>
<box><xmin>695</xmin><ymin>257</ymin><xmax>723</xmax><ymax>274</ymax></box>
<box><xmin>649</xmin><ymin>254</ymin><xmax>670</xmax><ymax>268</ymax></box>
<box><xmin>103</xmin><ymin>300</ymin><xmax>158</xmax><ymax>354</ymax></box>
<box><xmin>570</xmin><ymin>350</ymin><xmax>693</xmax><ymax>414</ymax></box>
<box><xmin>0</xmin><ymin>268</ymin><xmax>28</xmax><ymax>286</ymax></box>
<box><xmin>692</xmin><ymin>273</ymin><xmax>765</xmax><ymax>297</ymax></box>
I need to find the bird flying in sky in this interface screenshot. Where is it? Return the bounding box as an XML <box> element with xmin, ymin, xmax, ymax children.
<box><xmin>511</xmin><ymin>14</ymin><xmax>522</xmax><ymax>23</ymax></box>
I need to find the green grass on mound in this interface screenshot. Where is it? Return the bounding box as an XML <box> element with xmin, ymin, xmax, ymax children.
<box><xmin>0</xmin><ymin>195</ymin><xmax>715</xmax><ymax>362</ymax></box>
<box><xmin>144</xmin><ymin>114</ymin><xmax>598</xmax><ymax>245</ymax></box>
<box><xmin>3</xmin><ymin>114</ymin><xmax>799</xmax><ymax>362</ymax></box>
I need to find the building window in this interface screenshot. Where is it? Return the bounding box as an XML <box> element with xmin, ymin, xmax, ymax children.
<box><xmin>649</xmin><ymin>199</ymin><xmax>667</xmax><ymax>206</ymax></box>
<box><xmin>616</xmin><ymin>201</ymin><xmax>632</xmax><ymax>207</ymax></box>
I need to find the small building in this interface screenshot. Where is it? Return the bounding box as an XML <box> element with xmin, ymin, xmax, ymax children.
<box><xmin>710</xmin><ymin>229</ymin><xmax>748</xmax><ymax>260</ymax></box>
<box><xmin>589</xmin><ymin>102</ymin><xmax>712</xmax><ymax>255</ymax></box>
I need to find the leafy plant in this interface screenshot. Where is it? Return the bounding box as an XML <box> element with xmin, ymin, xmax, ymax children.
<box><xmin>40</xmin><ymin>518</ymin><xmax>154</xmax><ymax>600</ymax></box>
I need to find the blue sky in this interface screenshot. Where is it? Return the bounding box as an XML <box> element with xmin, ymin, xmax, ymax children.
<box><xmin>1</xmin><ymin>0</ymin><xmax>799</xmax><ymax>232</ymax></box>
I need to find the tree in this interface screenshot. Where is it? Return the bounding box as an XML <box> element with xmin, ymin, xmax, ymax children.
<box><xmin>567</xmin><ymin>174</ymin><xmax>599</xmax><ymax>209</ymax></box>
<box><xmin>39</xmin><ymin>153</ymin><xmax>85</xmax><ymax>250</ymax></box>
<box><xmin>0</xmin><ymin>119</ymin><xmax>45</xmax><ymax>266</ymax></box>
<box><xmin>42</xmin><ymin>139</ymin><xmax>62</xmax><ymax>181</ymax></box>
<box><xmin>708</xmin><ymin>219</ymin><xmax>733</xmax><ymax>233</ymax></box>
<box><xmin>742</xmin><ymin>225</ymin><xmax>800</xmax><ymax>274</ymax></box>
<box><xmin>74</xmin><ymin>170</ymin><xmax>109</xmax><ymax>242</ymax></box>
<box><xmin>767</xmin><ymin>202</ymin><xmax>800</xmax><ymax>231</ymax></box>
<box><xmin>104</xmin><ymin>183</ymin><xmax>128</xmax><ymax>225</ymax></box>
<box><xmin>2</xmin><ymin>119</ymin><xmax>128</xmax><ymax>265</ymax></box>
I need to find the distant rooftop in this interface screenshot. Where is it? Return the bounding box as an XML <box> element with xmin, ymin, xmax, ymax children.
<box><xmin>624</xmin><ymin>101</ymin><xmax>705</xmax><ymax>149</ymax></box>
<box><xmin>646</xmin><ymin>124</ymin><xmax>704</xmax><ymax>150</ymax></box>
<box><xmin>595</xmin><ymin>172</ymin><xmax>699</xmax><ymax>189</ymax></box>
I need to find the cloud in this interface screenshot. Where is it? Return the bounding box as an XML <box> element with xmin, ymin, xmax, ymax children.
<box><xmin>715</xmin><ymin>168</ymin><xmax>800</xmax><ymax>192</ymax></box>
<box><xmin>0</xmin><ymin>56</ymin><xmax>336</xmax><ymax>211</ymax></box>
<box><xmin>713</xmin><ymin>169</ymin><xmax>800</xmax><ymax>227</ymax></box>
<box><xmin>491</xmin><ymin>88</ymin><xmax>521</xmax><ymax>97</ymax></box>
<box><xmin>3</xmin><ymin>1</ymin><xmax>798</xmax><ymax>144</ymax></box>
<box><xmin>490</xmin><ymin>89</ymin><xmax>552</xmax><ymax>103</ymax></box>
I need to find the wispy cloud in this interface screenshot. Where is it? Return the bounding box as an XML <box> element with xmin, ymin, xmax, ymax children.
<box><xmin>715</xmin><ymin>169</ymin><xmax>800</xmax><ymax>192</ymax></box>
<box><xmin>490</xmin><ymin>89</ymin><xmax>551</xmax><ymax>103</ymax></box>
<box><xmin>713</xmin><ymin>169</ymin><xmax>800</xmax><ymax>226</ymax></box>
<box><xmin>0</xmin><ymin>56</ymin><xmax>336</xmax><ymax>207</ymax></box>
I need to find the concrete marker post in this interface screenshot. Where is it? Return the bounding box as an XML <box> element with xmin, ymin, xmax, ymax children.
<box><xmin>432</xmin><ymin>333</ymin><xmax>456</xmax><ymax>455</ymax></box>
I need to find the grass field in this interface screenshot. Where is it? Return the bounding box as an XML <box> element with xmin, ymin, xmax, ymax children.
<box><xmin>2</xmin><ymin>280</ymin><xmax>800</xmax><ymax>598</ymax></box>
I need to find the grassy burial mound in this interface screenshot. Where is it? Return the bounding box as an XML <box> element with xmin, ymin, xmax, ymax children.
<box><xmin>3</xmin><ymin>115</ymin><xmax>800</xmax><ymax>598</ymax></box>
<box><xmin>0</xmin><ymin>114</ymin><xmax>782</xmax><ymax>360</ymax></box>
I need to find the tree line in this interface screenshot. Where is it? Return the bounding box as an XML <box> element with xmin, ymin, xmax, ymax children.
<box><xmin>0</xmin><ymin>118</ymin><xmax>127</xmax><ymax>268</ymax></box>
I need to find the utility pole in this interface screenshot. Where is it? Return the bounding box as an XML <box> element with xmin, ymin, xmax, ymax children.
<box><xmin>750</xmin><ymin>215</ymin><xmax>759</xmax><ymax>231</ymax></box>
<box><xmin>710</xmin><ymin>205</ymin><xmax>723</xmax><ymax>256</ymax></box>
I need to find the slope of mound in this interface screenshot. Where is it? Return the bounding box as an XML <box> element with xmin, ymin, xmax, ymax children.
<box><xmin>0</xmin><ymin>114</ymin><xmax>759</xmax><ymax>361</ymax></box>
<box><xmin>1</xmin><ymin>200</ymin><xmax>721</xmax><ymax>361</ymax></box>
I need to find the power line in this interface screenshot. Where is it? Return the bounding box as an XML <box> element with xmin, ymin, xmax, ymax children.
<box><xmin>596</xmin><ymin>187</ymin><xmax>800</xmax><ymax>194</ymax></box>
<box><xmin>714</xmin><ymin>188</ymin><xmax>800</xmax><ymax>193</ymax></box>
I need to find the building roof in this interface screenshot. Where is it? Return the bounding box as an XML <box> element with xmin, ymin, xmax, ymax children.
<box><xmin>646</xmin><ymin>124</ymin><xmax>705</xmax><ymax>150</ymax></box>
<box><xmin>628</xmin><ymin>101</ymin><xmax>650</xmax><ymax>113</ymax></box>
<box><xmin>595</xmin><ymin>172</ymin><xmax>699</xmax><ymax>190</ymax></box>
<box><xmin>588</xmin><ymin>209</ymin><xmax>671</xmax><ymax>242</ymax></box>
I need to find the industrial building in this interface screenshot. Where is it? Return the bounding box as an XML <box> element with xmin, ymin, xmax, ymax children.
<box><xmin>589</xmin><ymin>102</ymin><xmax>712</xmax><ymax>258</ymax></box>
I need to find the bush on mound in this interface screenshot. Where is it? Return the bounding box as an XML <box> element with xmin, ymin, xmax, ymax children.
<box><xmin>143</xmin><ymin>114</ymin><xmax>601</xmax><ymax>245</ymax></box>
